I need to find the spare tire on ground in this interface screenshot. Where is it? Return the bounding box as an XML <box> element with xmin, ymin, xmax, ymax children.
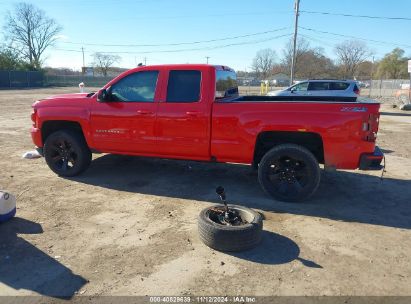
<box><xmin>0</xmin><ymin>191</ymin><xmax>16</xmax><ymax>223</ymax></box>
<box><xmin>198</xmin><ymin>204</ymin><xmax>263</xmax><ymax>252</ymax></box>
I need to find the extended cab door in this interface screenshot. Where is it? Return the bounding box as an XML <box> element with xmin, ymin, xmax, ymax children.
<box><xmin>90</xmin><ymin>70</ymin><xmax>160</xmax><ymax>153</ymax></box>
<box><xmin>155</xmin><ymin>69</ymin><xmax>211</xmax><ymax>159</ymax></box>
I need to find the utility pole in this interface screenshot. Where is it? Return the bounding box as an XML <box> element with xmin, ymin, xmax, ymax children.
<box><xmin>144</xmin><ymin>57</ymin><xmax>147</xmax><ymax>65</ymax></box>
<box><xmin>81</xmin><ymin>47</ymin><xmax>85</xmax><ymax>74</ymax></box>
<box><xmin>369</xmin><ymin>56</ymin><xmax>375</xmax><ymax>97</ymax></box>
<box><xmin>290</xmin><ymin>0</ymin><xmax>300</xmax><ymax>86</ymax></box>
<box><xmin>205</xmin><ymin>56</ymin><xmax>210</xmax><ymax>64</ymax></box>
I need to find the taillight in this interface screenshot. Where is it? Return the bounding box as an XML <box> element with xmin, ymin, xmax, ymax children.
<box><xmin>354</xmin><ymin>88</ymin><xmax>361</xmax><ymax>95</ymax></box>
<box><xmin>362</xmin><ymin>113</ymin><xmax>379</xmax><ymax>142</ymax></box>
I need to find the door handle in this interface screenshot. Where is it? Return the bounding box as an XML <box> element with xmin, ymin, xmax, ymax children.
<box><xmin>136</xmin><ymin>110</ymin><xmax>154</xmax><ymax>115</ymax></box>
<box><xmin>186</xmin><ymin>111</ymin><xmax>200</xmax><ymax>117</ymax></box>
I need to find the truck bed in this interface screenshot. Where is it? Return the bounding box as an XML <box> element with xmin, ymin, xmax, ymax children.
<box><xmin>231</xmin><ymin>95</ymin><xmax>359</xmax><ymax>103</ymax></box>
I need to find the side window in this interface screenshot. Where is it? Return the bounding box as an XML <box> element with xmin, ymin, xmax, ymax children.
<box><xmin>166</xmin><ymin>70</ymin><xmax>201</xmax><ymax>103</ymax></box>
<box><xmin>292</xmin><ymin>82</ymin><xmax>308</xmax><ymax>91</ymax></box>
<box><xmin>330</xmin><ymin>82</ymin><xmax>350</xmax><ymax>90</ymax></box>
<box><xmin>308</xmin><ymin>82</ymin><xmax>330</xmax><ymax>91</ymax></box>
<box><xmin>111</xmin><ymin>71</ymin><xmax>159</xmax><ymax>102</ymax></box>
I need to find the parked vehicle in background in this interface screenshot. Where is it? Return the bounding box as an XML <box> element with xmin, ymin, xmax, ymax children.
<box><xmin>395</xmin><ymin>84</ymin><xmax>410</xmax><ymax>105</ymax></box>
<box><xmin>357</xmin><ymin>81</ymin><xmax>370</xmax><ymax>88</ymax></box>
<box><xmin>30</xmin><ymin>64</ymin><xmax>383</xmax><ymax>202</ymax></box>
<box><xmin>268</xmin><ymin>79</ymin><xmax>361</xmax><ymax>97</ymax></box>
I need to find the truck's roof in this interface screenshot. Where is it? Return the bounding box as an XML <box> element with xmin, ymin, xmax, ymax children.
<box><xmin>126</xmin><ymin>64</ymin><xmax>234</xmax><ymax>73</ymax></box>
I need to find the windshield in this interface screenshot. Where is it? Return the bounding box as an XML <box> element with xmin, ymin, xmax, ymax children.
<box><xmin>215</xmin><ymin>70</ymin><xmax>238</xmax><ymax>99</ymax></box>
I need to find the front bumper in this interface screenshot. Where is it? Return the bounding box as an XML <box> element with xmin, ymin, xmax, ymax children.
<box><xmin>359</xmin><ymin>146</ymin><xmax>384</xmax><ymax>170</ymax></box>
<box><xmin>30</xmin><ymin>127</ymin><xmax>43</xmax><ymax>147</ymax></box>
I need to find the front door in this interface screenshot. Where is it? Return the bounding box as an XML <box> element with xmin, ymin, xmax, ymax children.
<box><xmin>291</xmin><ymin>81</ymin><xmax>311</xmax><ymax>96</ymax></box>
<box><xmin>90</xmin><ymin>70</ymin><xmax>160</xmax><ymax>154</ymax></box>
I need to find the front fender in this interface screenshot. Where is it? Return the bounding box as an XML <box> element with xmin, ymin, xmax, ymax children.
<box><xmin>36</xmin><ymin>107</ymin><xmax>92</xmax><ymax>147</ymax></box>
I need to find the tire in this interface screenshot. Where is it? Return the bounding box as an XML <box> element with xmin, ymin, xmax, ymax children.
<box><xmin>198</xmin><ymin>204</ymin><xmax>263</xmax><ymax>252</ymax></box>
<box><xmin>258</xmin><ymin>144</ymin><xmax>320</xmax><ymax>202</ymax></box>
<box><xmin>44</xmin><ymin>130</ymin><xmax>91</xmax><ymax>177</ymax></box>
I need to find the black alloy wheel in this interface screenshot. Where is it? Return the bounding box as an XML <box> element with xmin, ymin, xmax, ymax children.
<box><xmin>258</xmin><ymin>144</ymin><xmax>320</xmax><ymax>202</ymax></box>
<box><xmin>44</xmin><ymin>130</ymin><xmax>91</xmax><ymax>177</ymax></box>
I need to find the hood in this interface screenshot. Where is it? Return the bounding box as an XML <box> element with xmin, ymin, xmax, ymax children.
<box><xmin>47</xmin><ymin>93</ymin><xmax>90</xmax><ymax>99</ymax></box>
<box><xmin>33</xmin><ymin>93</ymin><xmax>92</xmax><ymax>108</ymax></box>
<box><xmin>267</xmin><ymin>90</ymin><xmax>285</xmax><ymax>96</ymax></box>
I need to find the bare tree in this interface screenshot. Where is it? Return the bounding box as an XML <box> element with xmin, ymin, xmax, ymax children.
<box><xmin>92</xmin><ymin>53</ymin><xmax>121</xmax><ymax>77</ymax></box>
<box><xmin>335</xmin><ymin>40</ymin><xmax>371</xmax><ymax>78</ymax></box>
<box><xmin>3</xmin><ymin>2</ymin><xmax>62</xmax><ymax>69</ymax></box>
<box><xmin>251</xmin><ymin>48</ymin><xmax>277</xmax><ymax>79</ymax></box>
<box><xmin>282</xmin><ymin>37</ymin><xmax>311</xmax><ymax>75</ymax></box>
<box><xmin>280</xmin><ymin>37</ymin><xmax>337</xmax><ymax>79</ymax></box>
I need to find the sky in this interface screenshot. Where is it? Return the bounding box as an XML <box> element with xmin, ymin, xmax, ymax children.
<box><xmin>0</xmin><ymin>0</ymin><xmax>410</xmax><ymax>71</ymax></box>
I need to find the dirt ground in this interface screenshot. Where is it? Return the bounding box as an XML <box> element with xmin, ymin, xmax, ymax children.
<box><xmin>0</xmin><ymin>87</ymin><xmax>410</xmax><ymax>298</ymax></box>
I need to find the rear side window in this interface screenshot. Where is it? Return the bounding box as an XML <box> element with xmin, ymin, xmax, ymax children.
<box><xmin>308</xmin><ymin>82</ymin><xmax>330</xmax><ymax>91</ymax></box>
<box><xmin>167</xmin><ymin>70</ymin><xmax>201</xmax><ymax>103</ymax></box>
<box><xmin>216</xmin><ymin>70</ymin><xmax>238</xmax><ymax>99</ymax></box>
<box><xmin>330</xmin><ymin>82</ymin><xmax>350</xmax><ymax>90</ymax></box>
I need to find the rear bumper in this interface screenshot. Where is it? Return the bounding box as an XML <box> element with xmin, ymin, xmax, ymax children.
<box><xmin>359</xmin><ymin>146</ymin><xmax>384</xmax><ymax>170</ymax></box>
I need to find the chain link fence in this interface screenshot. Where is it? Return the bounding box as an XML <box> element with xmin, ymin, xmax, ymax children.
<box><xmin>43</xmin><ymin>75</ymin><xmax>115</xmax><ymax>87</ymax></box>
<box><xmin>0</xmin><ymin>71</ymin><xmax>44</xmax><ymax>88</ymax></box>
<box><xmin>366</xmin><ymin>79</ymin><xmax>410</xmax><ymax>104</ymax></box>
<box><xmin>1</xmin><ymin>70</ymin><xmax>410</xmax><ymax>105</ymax></box>
<box><xmin>0</xmin><ymin>70</ymin><xmax>118</xmax><ymax>88</ymax></box>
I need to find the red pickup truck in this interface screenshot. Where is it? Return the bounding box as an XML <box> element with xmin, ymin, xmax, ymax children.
<box><xmin>30</xmin><ymin>64</ymin><xmax>383</xmax><ymax>202</ymax></box>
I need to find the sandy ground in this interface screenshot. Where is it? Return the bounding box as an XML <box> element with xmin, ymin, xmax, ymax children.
<box><xmin>0</xmin><ymin>87</ymin><xmax>410</xmax><ymax>299</ymax></box>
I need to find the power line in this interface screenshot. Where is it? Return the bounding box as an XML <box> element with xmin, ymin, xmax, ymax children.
<box><xmin>300</xmin><ymin>10</ymin><xmax>411</xmax><ymax>21</ymax></box>
<box><xmin>108</xmin><ymin>10</ymin><xmax>293</xmax><ymax>21</ymax></box>
<box><xmin>59</xmin><ymin>27</ymin><xmax>290</xmax><ymax>47</ymax></box>
<box><xmin>52</xmin><ymin>33</ymin><xmax>293</xmax><ymax>55</ymax></box>
<box><xmin>299</xmin><ymin>26</ymin><xmax>411</xmax><ymax>48</ymax></box>
<box><xmin>298</xmin><ymin>33</ymin><xmax>336</xmax><ymax>48</ymax></box>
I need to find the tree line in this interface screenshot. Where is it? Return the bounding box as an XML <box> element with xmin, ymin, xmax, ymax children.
<box><xmin>0</xmin><ymin>2</ymin><xmax>409</xmax><ymax>80</ymax></box>
<box><xmin>0</xmin><ymin>2</ymin><xmax>121</xmax><ymax>76</ymax></box>
<box><xmin>249</xmin><ymin>37</ymin><xmax>410</xmax><ymax>80</ymax></box>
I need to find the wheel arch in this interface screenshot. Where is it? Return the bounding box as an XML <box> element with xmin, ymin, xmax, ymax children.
<box><xmin>253</xmin><ymin>131</ymin><xmax>324</xmax><ymax>167</ymax></box>
<box><xmin>41</xmin><ymin>120</ymin><xmax>86</xmax><ymax>144</ymax></box>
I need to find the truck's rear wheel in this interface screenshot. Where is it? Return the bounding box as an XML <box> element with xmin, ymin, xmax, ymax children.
<box><xmin>258</xmin><ymin>144</ymin><xmax>320</xmax><ymax>202</ymax></box>
<box><xmin>44</xmin><ymin>130</ymin><xmax>91</xmax><ymax>177</ymax></box>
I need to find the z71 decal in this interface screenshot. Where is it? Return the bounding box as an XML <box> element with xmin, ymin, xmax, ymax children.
<box><xmin>340</xmin><ymin>107</ymin><xmax>368</xmax><ymax>112</ymax></box>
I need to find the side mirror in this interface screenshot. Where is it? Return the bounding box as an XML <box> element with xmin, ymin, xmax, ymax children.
<box><xmin>98</xmin><ymin>88</ymin><xmax>111</xmax><ymax>102</ymax></box>
<box><xmin>290</xmin><ymin>87</ymin><xmax>296</xmax><ymax>93</ymax></box>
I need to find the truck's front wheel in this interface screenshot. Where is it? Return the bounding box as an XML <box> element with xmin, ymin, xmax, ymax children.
<box><xmin>44</xmin><ymin>130</ymin><xmax>91</xmax><ymax>177</ymax></box>
<box><xmin>258</xmin><ymin>144</ymin><xmax>320</xmax><ymax>202</ymax></box>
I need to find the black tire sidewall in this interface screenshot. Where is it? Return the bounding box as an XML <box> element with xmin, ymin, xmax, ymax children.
<box><xmin>44</xmin><ymin>130</ymin><xmax>91</xmax><ymax>177</ymax></box>
<box><xmin>198</xmin><ymin>204</ymin><xmax>263</xmax><ymax>252</ymax></box>
<box><xmin>258</xmin><ymin>144</ymin><xmax>320</xmax><ymax>202</ymax></box>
